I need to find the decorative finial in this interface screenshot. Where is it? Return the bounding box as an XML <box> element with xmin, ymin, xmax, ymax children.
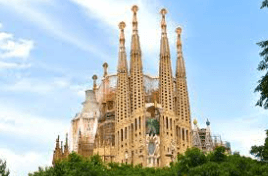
<box><xmin>193</xmin><ymin>119</ymin><xmax>198</xmax><ymax>125</ymax></box>
<box><xmin>131</xmin><ymin>5</ymin><xmax>139</xmax><ymax>33</ymax></box>
<box><xmin>176</xmin><ymin>27</ymin><xmax>182</xmax><ymax>35</ymax></box>
<box><xmin>92</xmin><ymin>74</ymin><xmax>98</xmax><ymax>91</ymax></box>
<box><xmin>176</xmin><ymin>27</ymin><xmax>182</xmax><ymax>47</ymax></box>
<box><xmin>206</xmin><ymin>118</ymin><xmax>210</xmax><ymax>126</ymax></box>
<box><xmin>160</xmin><ymin>8</ymin><xmax>167</xmax><ymax>33</ymax></box>
<box><xmin>92</xmin><ymin>75</ymin><xmax>98</xmax><ymax>80</ymax></box>
<box><xmin>118</xmin><ymin>21</ymin><xmax>126</xmax><ymax>48</ymax></box>
<box><xmin>103</xmin><ymin>62</ymin><xmax>108</xmax><ymax>77</ymax></box>
<box><xmin>103</xmin><ymin>62</ymin><xmax>108</xmax><ymax>68</ymax></box>
<box><xmin>131</xmin><ymin>5</ymin><xmax>138</xmax><ymax>13</ymax></box>
<box><xmin>119</xmin><ymin>21</ymin><xmax>126</xmax><ymax>30</ymax></box>
<box><xmin>160</xmin><ymin>8</ymin><xmax>167</xmax><ymax>16</ymax></box>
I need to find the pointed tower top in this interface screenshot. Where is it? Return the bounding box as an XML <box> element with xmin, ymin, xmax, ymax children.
<box><xmin>131</xmin><ymin>5</ymin><xmax>138</xmax><ymax>13</ymax></box>
<box><xmin>102</xmin><ymin>62</ymin><xmax>108</xmax><ymax>77</ymax></box>
<box><xmin>131</xmin><ymin>5</ymin><xmax>139</xmax><ymax>34</ymax></box>
<box><xmin>119</xmin><ymin>21</ymin><xmax>126</xmax><ymax>30</ymax></box>
<box><xmin>160</xmin><ymin>8</ymin><xmax>167</xmax><ymax>33</ymax></box>
<box><xmin>176</xmin><ymin>26</ymin><xmax>186</xmax><ymax>78</ymax></box>
<box><xmin>206</xmin><ymin>118</ymin><xmax>210</xmax><ymax>126</ymax></box>
<box><xmin>117</xmin><ymin>21</ymin><xmax>128</xmax><ymax>72</ymax></box>
<box><xmin>176</xmin><ymin>27</ymin><xmax>182</xmax><ymax>46</ymax></box>
<box><xmin>119</xmin><ymin>21</ymin><xmax>126</xmax><ymax>48</ymax></box>
<box><xmin>65</xmin><ymin>133</ymin><xmax>68</xmax><ymax>144</ymax></box>
<box><xmin>92</xmin><ymin>74</ymin><xmax>97</xmax><ymax>91</ymax></box>
<box><xmin>176</xmin><ymin>27</ymin><xmax>182</xmax><ymax>34</ymax></box>
<box><xmin>193</xmin><ymin>119</ymin><xmax>198</xmax><ymax>125</ymax></box>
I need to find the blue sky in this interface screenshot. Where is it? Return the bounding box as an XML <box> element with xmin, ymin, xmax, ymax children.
<box><xmin>0</xmin><ymin>0</ymin><xmax>267</xmax><ymax>175</ymax></box>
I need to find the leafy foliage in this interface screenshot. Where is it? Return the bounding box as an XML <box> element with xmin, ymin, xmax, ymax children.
<box><xmin>250</xmin><ymin>130</ymin><xmax>268</xmax><ymax>162</ymax></box>
<box><xmin>255</xmin><ymin>1</ymin><xmax>268</xmax><ymax>108</ymax></box>
<box><xmin>0</xmin><ymin>159</ymin><xmax>10</xmax><ymax>176</ymax></box>
<box><xmin>29</xmin><ymin>145</ymin><xmax>268</xmax><ymax>176</ymax></box>
<box><xmin>261</xmin><ymin>0</ymin><xmax>268</xmax><ymax>8</ymax></box>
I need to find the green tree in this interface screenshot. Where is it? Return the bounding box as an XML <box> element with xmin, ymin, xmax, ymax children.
<box><xmin>0</xmin><ymin>159</ymin><xmax>10</xmax><ymax>176</ymax></box>
<box><xmin>176</xmin><ymin>147</ymin><xmax>207</xmax><ymax>175</ymax></box>
<box><xmin>209</xmin><ymin>146</ymin><xmax>226</xmax><ymax>162</ymax></box>
<box><xmin>261</xmin><ymin>0</ymin><xmax>268</xmax><ymax>8</ymax></box>
<box><xmin>255</xmin><ymin>0</ymin><xmax>268</xmax><ymax>108</ymax></box>
<box><xmin>250</xmin><ymin>130</ymin><xmax>268</xmax><ymax>161</ymax></box>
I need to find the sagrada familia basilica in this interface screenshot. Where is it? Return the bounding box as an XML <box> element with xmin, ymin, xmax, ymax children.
<box><xmin>52</xmin><ymin>5</ymin><xmax>231</xmax><ymax>167</ymax></box>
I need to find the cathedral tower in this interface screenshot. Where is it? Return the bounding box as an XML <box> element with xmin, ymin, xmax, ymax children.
<box><xmin>158</xmin><ymin>9</ymin><xmax>177</xmax><ymax>166</ymax></box>
<box><xmin>115</xmin><ymin>21</ymin><xmax>131</xmax><ymax>163</ymax></box>
<box><xmin>175</xmin><ymin>27</ymin><xmax>192</xmax><ymax>151</ymax></box>
<box><xmin>129</xmin><ymin>5</ymin><xmax>146</xmax><ymax>166</ymax></box>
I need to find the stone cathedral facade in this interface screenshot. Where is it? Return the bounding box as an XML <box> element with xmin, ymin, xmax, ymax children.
<box><xmin>53</xmin><ymin>5</ymin><xmax>192</xmax><ymax>167</ymax></box>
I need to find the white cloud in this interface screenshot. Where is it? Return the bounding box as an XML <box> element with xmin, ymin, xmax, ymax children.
<box><xmin>0</xmin><ymin>103</ymin><xmax>70</xmax><ymax>176</ymax></box>
<box><xmin>70</xmin><ymin>0</ymin><xmax>177</xmax><ymax>55</ymax></box>
<box><xmin>0</xmin><ymin>105</ymin><xmax>69</xmax><ymax>142</ymax></box>
<box><xmin>0</xmin><ymin>148</ymin><xmax>51</xmax><ymax>176</ymax></box>
<box><xmin>206</xmin><ymin>111</ymin><xmax>267</xmax><ymax>157</ymax></box>
<box><xmin>0</xmin><ymin>77</ymin><xmax>88</xmax><ymax>99</ymax></box>
<box><xmin>0</xmin><ymin>77</ymin><xmax>71</xmax><ymax>93</ymax></box>
<box><xmin>0</xmin><ymin>0</ymin><xmax>109</xmax><ymax>60</ymax></box>
<box><xmin>0</xmin><ymin>61</ymin><xmax>31</xmax><ymax>69</ymax></box>
<box><xmin>0</xmin><ymin>32</ymin><xmax>34</xmax><ymax>59</ymax></box>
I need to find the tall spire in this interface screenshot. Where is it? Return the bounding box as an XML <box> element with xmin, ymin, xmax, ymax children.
<box><xmin>52</xmin><ymin>135</ymin><xmax>62</xmax><ymax>165</ymax></box>
<box><xmin>132</xmin><ymin>5</ymin><xmax>138</xmax><ymax>34</ymax></box>
<box><xmin>175</xmin><ymin>27</ymin><xmax>185</xmax><ymax>78</ymax></box>
<box><xmin>92</xmin><ymin>75</ymin><xmax>98</xmax><ymax>91</ymax></box>
<box><xmin>175</xmin><ymin>26</ymin><xmax>191</xmax><ymax>121</ymax></box>
<box><xmin>116</xmin><ymin>21</ymin><xmax>130</xmax><ymax>119</ymax></box>
<box><xmin>115</xmin><ymin>21</ymin><xmax>131</xmax><ymax>157</ymax></box>
<box><xmin>160</xmin><ymin>8</ymin><xmax>167</xmax><ymax>34</ymax></box>
<box><xmin>64</xmin><ymin>133</ymin><xmax>69</xmax><ymax>157</ymax></box>
<box><xmin>117</xmin><ymin>22</ymin><xmax>128</xmax><ymax>72</ymax></box>
<box><xmin>130</xmin><ymin>5</ymin><xmax>144</xmax><ymax>112</ymax></box>
<box><xmin>159</xmin><ymin>8</ymin><xmax>173</xmax><ymax>112</ymax></box>
<box><xmin>103</xmin><ymin>62</ymin><xmax>108</xmax><ymax>77</ymax></box>
<box><xmin>175</xmin><ymin>27</ymin><xmax>192</xmax><ymax>150</ymax></box>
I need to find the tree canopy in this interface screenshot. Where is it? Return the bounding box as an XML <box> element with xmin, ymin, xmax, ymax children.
<box><xmin>0</xmin><ymin>159</ymin><xmax>10</xmax><ymax>176</ymax></box>
<box><xmin>29</xmin><ymin>145</ymin><xmax>268</xmax><ymax>176</ymax></box>
<box><xmin>255</xmin><ymin>0</ymin><xmax>268</xmax><ymax>109</ymax></box>
<box><xmin>250</xmin><ymin>130</ymin><xmax>268</xmax><ymax>162</ymax></box>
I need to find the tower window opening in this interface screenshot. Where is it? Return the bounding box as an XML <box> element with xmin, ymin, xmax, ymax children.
<box><xmin>125</xmin><ymin>127</ymin><xmax>127</xmax><ymax>139</ymax></box>
<box><xmin>135</xmin><ymin>118</ymin><xmax>137</xmax><ymax>131</ymax></box>
<box><xmin>170</xmin><ymin>119</ymin><xmax>172</xmax><ymax>130</ymax></box>
<box><xmin>139</xmin><ymin>117</ymin><xmax>141</xmax><ymax>129</ymax></box>
<box><xmin>182</xmin><ymin>128</ymin><xmax>185</xmax><ymax>141</ymax></box>
<box><xmin>121</xmin><ymin>129</ymin><xmax>123</xmax><ymax>141</ymax></box>
<box><xmin>166</xmin><ymin>117</ymin><xmax>168</xmax><ymax>129</ymax></box>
